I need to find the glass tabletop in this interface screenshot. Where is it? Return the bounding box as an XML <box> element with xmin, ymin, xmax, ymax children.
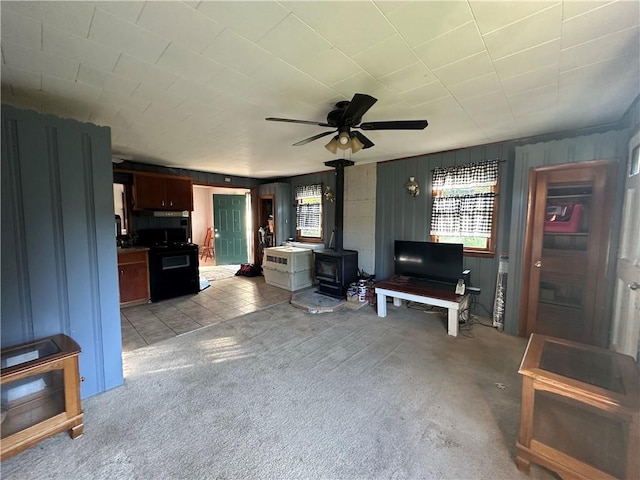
<box><xmin>539</xmin><ymin>340</ymin><xmax>625</xmax><ymax>393</ymax></box>
<box><xmin>1</xmin><ymin>339</ymin><xmax>60</xmax><ymax>370</ymax></box>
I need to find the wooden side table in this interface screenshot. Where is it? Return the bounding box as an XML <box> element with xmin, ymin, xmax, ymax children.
<box><xmin>1</xmin><ymin>334</ymin><xmax>84</xmax><ymax>460</ymax></box>
<box><xmin>517</xmin><ymin>334</ymin><xmax>639</xmax><ymax>479</ymax></box>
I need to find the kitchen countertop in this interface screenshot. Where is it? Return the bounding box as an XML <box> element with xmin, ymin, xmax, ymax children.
<box><xmin>117</xmin><ymin>246</ymin><xmax>149</xmax><ymax>253</ymax></box>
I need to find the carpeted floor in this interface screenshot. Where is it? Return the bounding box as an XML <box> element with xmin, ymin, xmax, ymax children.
<box><xmin>1</xmin><ymin>302</ymin><xmax>556</xmax><ymax>480</ymax></box>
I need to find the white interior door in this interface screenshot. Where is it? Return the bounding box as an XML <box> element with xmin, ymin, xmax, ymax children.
<box><xmin>610</xmin><ymin>130</ymin><xmax>640</xmax><ymax>359</ymax></box>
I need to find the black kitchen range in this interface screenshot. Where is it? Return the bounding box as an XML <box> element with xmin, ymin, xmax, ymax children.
<box><xmin>136</xmin><ymin>228</ymin><xmax>200</xmax><ymax>302</ymax></box>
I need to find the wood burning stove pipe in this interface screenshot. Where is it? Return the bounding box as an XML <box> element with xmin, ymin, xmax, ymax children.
<box><xmin>324</xmin><ymin>159</ymin><xmax>354</xmax><ymax>252</ymax></box>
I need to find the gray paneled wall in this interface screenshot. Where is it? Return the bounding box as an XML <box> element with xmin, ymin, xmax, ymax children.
<box><xmin>1</xmin><ymin>106</ymin><xmax>123</xmax><ymax>398</ymax></box>
<box><xmin>375</xmin><ymin>144</ymin><xmax>515</xmax><ymax>314</ymax></box>
<box><xmin>504</xmin><ymin>130</ymin><xmax>629</xmax><ymax>336</ymax></box>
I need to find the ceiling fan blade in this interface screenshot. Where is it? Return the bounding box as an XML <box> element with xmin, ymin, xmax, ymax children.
<box><xmin>341</xmin><ymin>93</ymin><xmax>377</xmax><ymax>125</ymax></box>
<box><xmin>265</xmin><ymin>117</ymin><xmax>332</xmax><ymax>127</ymax></box>
<box><xmin>359</xmin><ymin>120</ymin><xmax>429</xmax><ymax>130</ymax></box>
<box><xmin>292</xmin><ymin>130</ymin><xmax>336</xmax><ymax>146</ymax></box>
<box><xmin>352</xmin><ymin>131</ymin><xmax>375</xmax><ymax>149</ymax></box>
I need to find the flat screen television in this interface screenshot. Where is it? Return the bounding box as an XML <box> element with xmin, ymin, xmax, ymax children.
<box><xmin>394</xmin><ymin>240</ymin><xmax>463</xmax><ymax>286</ymax></box>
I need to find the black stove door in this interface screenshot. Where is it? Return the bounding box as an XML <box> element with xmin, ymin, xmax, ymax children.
<box><xmin>148</xmin><ymin>249</ymin><xmax>199</xmax><ymax>302</ymax></box>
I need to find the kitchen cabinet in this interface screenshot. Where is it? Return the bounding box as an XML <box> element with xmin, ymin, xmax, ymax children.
<box><xmin>117</xmin><ymin>249</ymin><xmax>150</xmax><ymax>306</ymax></box>
<box><xmin>519</xmin><ymin>160</ymin><xmax>616</xmax><ymax>346</ymax></box>
<box><xmin>133</xmin><ymin>173</ymin><xmax>193</xmax><ymax>211</ymax></box>
<box><xmin>1</xmin><ymin>334</ymin><xmax>84</xmax><ymax>461</ymax></box>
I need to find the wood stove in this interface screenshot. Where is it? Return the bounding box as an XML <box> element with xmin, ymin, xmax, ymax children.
<box><xmin>315</xmin><ymin>159</ymin><xmax>358</xmax><ymax>298</ymax></box>
<box><xmin>315</xmin><ymin>249</ymin><xmax>358</xmax><ymax>298</ymax></box>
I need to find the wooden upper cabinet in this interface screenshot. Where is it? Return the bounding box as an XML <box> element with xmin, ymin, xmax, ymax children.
<box><xmin>133</xmin><ymin>173</ymin><xmax>193</xmax><ymax>211</ymax></box>
<box><xmin>165</xmin><ymin>176</ymin><xmax>193</xmax><ymax>210</ymax></box>
<box><xmin>519</xmin><ymin>160</ymin><xmax>617</xmax><ymax>347</ymax></box>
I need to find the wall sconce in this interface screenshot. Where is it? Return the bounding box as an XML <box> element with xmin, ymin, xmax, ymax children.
<box><xmin>406</xmin><ymin>176</ymin><xmax>420</xmax><ymax>197</ymax></box>
<box><xmin>324</xmin><ymin>186</ymin><xmax>335</xmax><ymax>202</ymax></box>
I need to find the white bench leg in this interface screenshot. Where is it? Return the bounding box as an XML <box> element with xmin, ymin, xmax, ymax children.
<box><xmin>377</xmin><ymin>292</ymin><xmax>387</xmax><ymax>317</ymax></box>
<box><xmin>393</xmin><ymin>297</ymin><xmax>401</xmax><ymax>307</ymax></box>
<box><xmin>447</xmin><ymin>308</ymin><xmax>458</xmax><ymax>337</ymax></box>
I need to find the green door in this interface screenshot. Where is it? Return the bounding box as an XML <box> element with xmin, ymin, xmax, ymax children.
<box><xmin>213</xmin><ymin>194</ymin><xmax>248</xmax><ymax>265</ymax></box>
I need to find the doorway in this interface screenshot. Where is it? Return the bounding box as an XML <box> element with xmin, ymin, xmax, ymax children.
<box><xmin>192</xmin><ymin>185</ymin><xmax>251</xmax><ymax>266</ymax></box>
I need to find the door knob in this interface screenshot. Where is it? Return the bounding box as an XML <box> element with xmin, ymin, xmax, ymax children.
<box><xmin>630</xmin><ymin>282</ymin><xmax>640</xmax><ymax>291</ymax></box>
<box><xmin>534</xmin><ymin>260</ymin><xmax>542</xmax><ymax>268</ymax></box>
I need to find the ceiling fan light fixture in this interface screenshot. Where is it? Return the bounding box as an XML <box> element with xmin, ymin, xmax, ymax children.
<box><xmin>325</xmin><ymin>136</ymin><xmax>339</xmax><ymax>154</ymax></box>
<box><xmin>337</xmin><ymin>131</ymin><xmax>351</xmax><ymax>150</ymax></box>
<box><xmin>350</xmin><ymin>134</ymin><xmax>364</xmax><ymax>153</ymax></box>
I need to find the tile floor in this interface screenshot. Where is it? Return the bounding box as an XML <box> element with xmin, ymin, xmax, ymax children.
<box><xmin>120</xmin><ymin>269</ymin><xmax>292</xmax><ymax>351</ymax></box>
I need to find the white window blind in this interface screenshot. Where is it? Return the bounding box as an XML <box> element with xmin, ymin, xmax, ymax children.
<box><xmin>295</xmin><ymin>184</ymin><xmax>322</xmax><ymax>237</ymax></box>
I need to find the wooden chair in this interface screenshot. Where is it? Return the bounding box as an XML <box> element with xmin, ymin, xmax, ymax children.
<box><xmin>200</xmin><ymin>227</ymin><xmax>214</xmax><ymax>262</ymax></box>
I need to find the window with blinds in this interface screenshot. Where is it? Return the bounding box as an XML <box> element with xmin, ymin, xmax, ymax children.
<box><xmin>430</xmin><ymin>159</ymin><xmax>500</xmax><ymax>255</ymax></box>
<box><xmin>295</xmin><ymin>184</ymin><xmax>323</xmax><ymax>241</ymax></box>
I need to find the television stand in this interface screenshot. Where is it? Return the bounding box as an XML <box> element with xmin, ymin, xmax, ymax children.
<box><xmin>374</xmin><ymin>275</ymin><xmax>469</xmax><ymax>337</ymax></box>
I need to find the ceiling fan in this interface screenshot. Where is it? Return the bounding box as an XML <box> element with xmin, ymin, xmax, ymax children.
<box><xmin>265</xmin><ymin>93</ymin><xmax>428</xmax><ymax>154</ymax></box>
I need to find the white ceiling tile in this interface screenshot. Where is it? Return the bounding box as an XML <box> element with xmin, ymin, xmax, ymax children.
<box><xmin>136</xmin><ymin>1</ymin><xmax>223</xmax><ymax>53</ymax></box>
<box><xmin>448</xmin><ymin>72</ymin><xmax>503</xmax><ymax>100</ymax></box>
<box><xmin>412</xmin><ymin>95</ymin><xmax>462</xmax><ymax>116</ymax></box>
<box><xmin>470</xmin><ymin>1</ymin><xmax>559</xmax><ymax>34</ymax></box>
<box><xmin>252</xmin><ymin>59</ymin><xmax>338</xmax><ymax>107</ymax></box>
<box><xmin>43</xmin><ymin>24</ymin><xmax>121</xmax><ymax>72</ymax></box>
<box><xmin>165</xmin><ymin>77</ymin><xmax>222</xmax><ymax>105</ymax></box>
<box><xmin>560</xmin><ymin>26</ymin><xmax>639</xmax><ymax>72</ymax></box>
<box><xmin>433</xmin><ymin>51</ymin><xmax>495</xmax><ymax>86</ymax></box>
<box><xmin>352</xmin><ymin>35</ymin><xmax>420</xmax><ymax>79</ymax></box>
<box><xmin>459</xmin><ymin>90</ymin><xmax>512</xmax><ymax>115</ymax></box>
<box><xmin>206</xmin><ymin>68</ymin><xmax>271</xmax><ymax>105</ymax></box>
<box><xmin>131</xmin><ymin>83</ymin><xmax>186</xmax><ymax>110</ymax></box>
<box><xmin>493</xmin><ymin>39</ymin><xmax>561</xmax><ymax>79</ymax></box>
<box><xmin>99</xmin><ymin>89</ymin><xmax>151</xmax><ymax>113</ymax></box>
<box><xmin>508</xmin><ymin>84</ymin><xmax>558</xmax><ymax>118</ymax></box>
<box><xmin>373</xmin><ymin>1</ymin><xmax>412</xmax><ymax>15</ymax></box>
<box><xmin>501</xmin><ymin>65</ymin><xmax>559</xmax><ymax>95</ymax></box>
<box><xmin>295</xmin><ymin>48</ymin><xmax>364</xmax><ymax>88</ymax></box>
<box><xmin>195</xmin><ymin>1</ymin><xmax>290</xmax><ymax>42</ymax></box>
<box><xmin>559</xmin><ymin>54</ymin><xmax>639</xmax><ymax>93</ymax></box>
<box><xmin>514</xmin><ymin>108</ymin><xmax>558</xmax><ymax>135</ymax></box>
<box><xmin>2</xmin><ymin>1</ymin><xmax>94</xmax><ymax>38</ymax></box>
<box><xmin>562</xmin><ymin>1</ymin><xmax>612</xmax><ymax>20</ymax></box>
<box><xmin>258</xmin><ymin>15</ymin><xmax>332</xmax><ymax>67</ymax></box>
<box><xmin>384</xmin><ymin>1</ymin><xmax>474</xmax><ymax>48</ymax></box>
<box><xmin>91</xmin><ymin>1</ymin><xmax>145</xmax><ymax>23</ymax></box>
<box><xmin>155</xmin><ymin>43</ymin><xmax>224</xmax><ymax>83</ymax></box>
<box><xmin>483</xmin><ymin>4</ymin><xmax>562</xmax><ymax>61</ymax></box>
<box><xmin>2</xmin><ymin>43</ymin><xmax>79</xmax><ymax>81</ymax></box>
<box><xmin>113</xmin><ymin>55</ymin><xmax>179</xmax><ymax>91</ymax></box>
<box><xmin>378</xmin><ymin>62</ymin><xmax>437</xmax><ymax>95</ymax></box>
<box><xmin>42</xmin><ymin>74</ymin><xmax>101</xmax><ymax>103</ymax></box>
<box><xmin>1</xmin><ymin>65</ymin><xmax>42</xmax><ymax>91</ymax></box>
<box><xmin>202</xmin><ymin>29</ymin><xmax>274</xmax><ymax>76</ymax></box>
<box><xmin>399</xmin><ymin>81</ymin><xmax>450</xmax><ymax>106</ymax></box>
<box><xmin>330</xmin><ymin>71</ymin><xmax>393</xmax><ymax>103</ymax></box>
<box><xmin>414</xmin><ymin>22</ymin><xmax>486</xmax><ymax>70</ymax></box>
<box><xmin>77</xmin><ymin>64</ymin><xmax>139</xmax><ymax>95</ymax></box>
<box><xmin>89</xmin><ymin>9</ymin><xmax>170</xmax><ymax>64</ymax></box>
<box><xmin>562</xmin><ymin>0</ymin><xmax>640</xmax><ymax>48</ymax></box>
<box><xmin>0</xmin><ymin>11</ymin><xmax>42</xmax><ymax>50</ymax></box>
<box><xmin>285</xmin><ymin>2</ymin><xmax>397</xmax><ymax>56</ymax></box>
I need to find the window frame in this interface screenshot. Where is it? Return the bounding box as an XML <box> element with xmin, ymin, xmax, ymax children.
<box><xmin>295</xmin><ymin>183</ymin><xmax>324</xmax><ymax>243</ymax></box>
<box><xmin>429</xmin><ymin>160</ymin><xmax>500</xmax><ymax>258</ymax></box>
